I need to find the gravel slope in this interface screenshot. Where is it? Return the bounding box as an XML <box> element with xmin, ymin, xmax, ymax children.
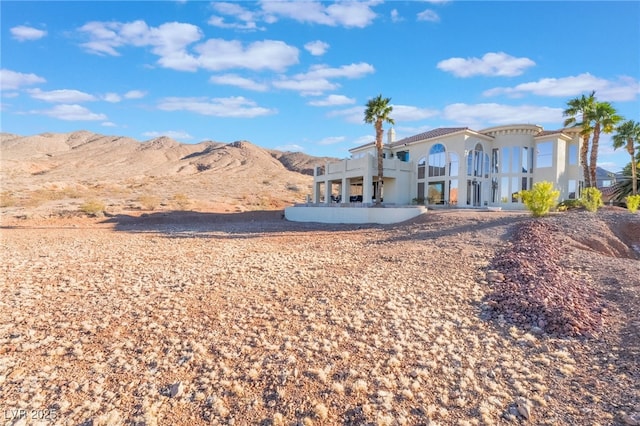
<box><xmin>0</xmin><ymin>208</ymin><xmax>638</xmax><ymax>425</ymax></box>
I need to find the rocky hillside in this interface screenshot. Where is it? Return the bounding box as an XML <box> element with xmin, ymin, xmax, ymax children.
<box><xmin>0</xmin><ymin>131</ymin><xmax>337</xmax><ymax>216</ymax></box>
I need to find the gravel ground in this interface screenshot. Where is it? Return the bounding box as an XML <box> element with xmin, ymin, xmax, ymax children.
<box><xmin>0</xmin><ymin>207</ymin><xmax>638</xmax><ymax>426</ymax></box>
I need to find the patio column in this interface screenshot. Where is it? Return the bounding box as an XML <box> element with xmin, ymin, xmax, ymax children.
<box><xmin>341</xmin><ymin>177</ymin><xmax>349</xmax><ymax>203</ymax></box>
<box><xmin>324</xmin><ymin>179</ymin><xmax>331</xmax><ymax>204</ymax></box>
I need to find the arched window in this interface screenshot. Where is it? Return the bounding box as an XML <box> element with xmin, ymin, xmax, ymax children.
<box><xmin>428</xmin><ymin>144</ymin><xmax>446</xmax><ymax>177</ymax></box>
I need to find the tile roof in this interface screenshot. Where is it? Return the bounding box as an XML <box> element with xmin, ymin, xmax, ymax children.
<box><xmin>388</xmin><ymin>127</ymin><xmax>469</xmax><ymax>148</ymax></box>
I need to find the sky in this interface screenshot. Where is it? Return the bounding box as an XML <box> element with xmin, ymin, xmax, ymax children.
<box><xmin>1</xmin><ymin>1</ymin><xmax>639</xmax><ymax>172</ymax></box>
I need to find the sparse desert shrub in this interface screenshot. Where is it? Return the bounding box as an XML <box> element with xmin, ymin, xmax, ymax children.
<box><xmin>172</xmin><ymin>193</ymin><xmax>191</xmax><ymax>210</ymax></box>
<box><xmin>139</xmin><ymin>195</ymin><xmax>161</xmax><ymax>211</ymax></box>
<box><xmin>0</xmin><ymin>191</ymin><xmax>16</xmax><ymax>207</ymax></box>
<box><xmin>517</xmin><ymin>181</ymin><xmax>559</xmax><ymax>217</ymax></box>
<box><xmin>79</xmin><ymin>199</ymin><xmax>106</xmax><ymax>217</ymax></box>
<box><xmin>556</xmin><ymin>199</ymin><xmax>582</xmax><ymax>212</ymax></box>
<box><xmin>580</xmin><ymin>187</ymin><xmax>603</xmax><ymax>212</ymax></box>
<box><xmin>286</xmin><ymin>183</ymin><xmax>301</xmax><ymax>192</ymax></box>
<box><xmin>626</xmin><ymin>194</ymin><xmax>640</xmax><ymax>213</ymax></box>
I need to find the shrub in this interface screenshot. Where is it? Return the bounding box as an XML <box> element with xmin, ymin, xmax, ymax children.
<box><xmin>139</xmin><ymin>195</ymin><xmax>161</xmax><ymax>211</ymax></box>
<box><xmin>79</xmin><ymin>199</ymin><xmax>105</xmax><ymax>217</ymax></box>
<box><xmin>557</xmin><ymin>199</ymin><xmax>582</xmax><ymax>212</ymax></box>
<box><xmin>580</xmin><ymin>187</ymin><xmax>603</xmax><ymax>212</ymax></box>
<box><xmin>626</xmin><ymin>194</ymin><xmax>640</xmax><ymax>213</ymax></box>
<box><xmin>172</xmin><ymin>193</ymin><xmax>191</xmax><ymax>210</ymax></box>
<box><xmin>517</xmin><ymin>181</ymin><xmax>559</xmax><ymax>217</ymax></box>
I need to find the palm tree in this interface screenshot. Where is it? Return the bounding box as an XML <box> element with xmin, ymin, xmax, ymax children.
<box><xmin>613</xmin><ymin>119</ymin><xmax>640</xmax><ymax>195</ymax></box>
<box><xmin>563</xmin><ymin>91</ymin><xmax>596</xmax><ymax>187</ymax></box>
<box><xmin>588</xmin><ymin>101</ymin><xmax>622</xmax><ymax>187</ymax></box>
<box><xmin>364</xmin><ymin>94</ymin><xmax>394</xmax><ymax>205</ymax></box>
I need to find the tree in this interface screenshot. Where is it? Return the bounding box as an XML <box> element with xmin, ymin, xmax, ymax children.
<box><xmin>613</xmin><ymin>120</ymin><xmax>640</xmax><ymax>195</ymax></box>
<box><xmin>563</xmin><ymin>91</ymin><xmax>596</xmax><ymax>187</ymax></box>
<box><xmin>364</xmin><ymin>94</ymin><xmax>395</xmax><ymax>205</ymax></box>
<box><xmin>588</xmin><ymin>101</ymin><xmax>622</xmax><ymax>188</ymax></box>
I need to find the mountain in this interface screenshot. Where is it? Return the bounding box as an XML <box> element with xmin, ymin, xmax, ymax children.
<box><xmin>0</xmin><ymin>131</ymin><xmax>337</xmax><ymax>215</ymax></box>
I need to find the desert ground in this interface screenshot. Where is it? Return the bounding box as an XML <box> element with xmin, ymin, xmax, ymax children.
<box><xmin>1</xmin><ymin>206</ymin><xmax>639</xmax><ymax>426</ymax></box>
<box><xmin>1</xmin><ymin>131</ymin><xmax>639</xmax><ymax>425</ymax></box>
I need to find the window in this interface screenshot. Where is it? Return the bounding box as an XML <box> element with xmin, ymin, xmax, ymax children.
<box><xmin>428</xmin><ymin>144</ymin><xmax>446</xmax><ymax>177</ymax></box>
<box><xmin>449</xmin><ymin>153</ymin><xmax>459</xmax><ymax>177</ymax></box>
<box><xmin>491</xmin><ymin>177</ymin><xmax>499</xmax><ymax>203</ymax></box>
<box><xmin>484</xmin><ymin>153</ymin><xmax>490</xmax><ymax>178</ymax></box>
<box><xmin>418</xmin><ymin>157</ymin><xmax>426</xmax><ymax>179</ymax></box>
<box><xmin>521</xmin><ymin>177</ymin><xmax>528</xmax><ymax>191</ymax></box>
<box><xmin>449</xmin><ymin>180</ymin><xmax>458</xmax><ymax>204</ymax></box>
<box><xmin>417</xmin><ymin>182</ymin><xmax>425</xmax><ymax>200</ymax></box>
<box><xmin>511</xmin><ymin>147</ymin><xmax>520</xmax><ymax>174</ymax></box>
<box><xmin>428</xmin><ymin>182</ymin><xmax>444</xmax><ymax>204</ymax></box>
<box><xmin>511</xmin><ymin>177</ymin><xmax>519</xmax><ymax>202</ymax></box>
<box><xmin>536</xmin><ymin>141</ymin><xmax>553</xmax><ymax>168</ymax></box>
<box><xmin>568</xmin><ymin>180</ymin><xmax>577</xmax><ymax>199</ymax></box>
<box><xmin>568</xmin><ymin>145</ymin><xmax>578</xmax><ymax>166</ymax></box>
<box><xmin>491</xmin><ymin>149</ymin><xmax>499</xmax><ymax>173</ymax></box>
<box><xmin>501</xmin><ymin>177</ymin><xmax>509</xmax><ymax>203</ymax></box>
<box><xmin>501</xmin><ymin>147</ymin><xmax>510</xmax><ymax>173</ymax></box>
<box><xmin>397</xmin><ymin>150</ymin><xmax>409</xmax><ymax>162</ymax></box>
<box><xmin>521</xmin><ymin>147</ymin><xmax>531</xmax><ymax>173</ymax></box>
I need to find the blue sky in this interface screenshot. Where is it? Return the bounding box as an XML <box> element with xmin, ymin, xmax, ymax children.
<box><xmin>2</xmin><ymin>1</ymin><xmax>639</xmax><ymax>172</ymax></box>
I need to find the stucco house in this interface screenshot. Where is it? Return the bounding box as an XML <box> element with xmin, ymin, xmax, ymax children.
<box><xmin>312</xmin><ymin>124</ymin><xmax>583</xmax><ymax>210</ymax></box>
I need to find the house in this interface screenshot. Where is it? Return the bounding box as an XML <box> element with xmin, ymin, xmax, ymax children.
<box><xmin>312</xmin><ymin>124</ymin><xmax>583</xmax><ymax>209</ymax></box>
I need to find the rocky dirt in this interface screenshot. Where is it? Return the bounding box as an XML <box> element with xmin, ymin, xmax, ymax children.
<box><xmin>0</xmin><ymin>207</ymin><xmax>639</xmax><ymax>425</ymax></box>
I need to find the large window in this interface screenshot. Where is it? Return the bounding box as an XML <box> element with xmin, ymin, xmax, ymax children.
<box><xmin>501</xmin><ymin>147</ymin><xmax>510</xmax><ymax>173</ymax></box>
<box><xmin>428</xmin><ymin>144</ymin><xmax>446</xmax><ymax>177</ymax></box>
<box><xmin>568</xmin><ymin>144</ymin><xmax>578</xmax><ymax>166</ymax></box>
<box><xmin>521</xmin><ymin>147</ymin><xmax>532</xmax><ymax>173</ymax></box>
<box><xmin>568</xmin><ymin>180</ymin><xmax>577</xmax><ymax>199</ymax></box>
<box><xmin>418</xmin><ymin>157</ymin><xmax>426</xmax><ymax>179</ymax></box>
<box><xmin>449</xmin><ymin>153</ymin><xmax>459</xmax><ymax>176</ymax></box>
<box><xmin>536</xmin><ymin>141</ymin><xmax>553</xmax><ymax>168</ymax></box>
<box><xmin>491</xmin><ymin>149</ymin><xmax>499</xmax><ymax>173</ymax></box>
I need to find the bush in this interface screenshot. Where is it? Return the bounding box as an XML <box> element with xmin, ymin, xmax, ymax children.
<box><xmin>626</xmin><ymin>194</ymin><xmax>640</xmax><ymax>213</ymax></box>
<box><xmin>557</xmin><ymin>199</ymin><xmax>583</xmax><ymax>212</ymax></box>
<box><xmin>580</xmin><ymin>187</ymin><xmax>603</xmax><ymax>212</ymax></box>
<box><xmin>79</xmin><ymin>199</ymin><xmax>105</xmax><ymax>217</ymax></box>
<box><xmin>172</xmin><ymin>193</ymin><xmax>191</xmax><ymax>210</ymax></box>
<box><xmin>517</xmin><ymin>181</ymin><xmax>559</xmax><ymax>217</ymax></box>
<box><xmin>139</xmin><ymin>195</ymin><xmax>161</xmax><ymax>211</ymax></box>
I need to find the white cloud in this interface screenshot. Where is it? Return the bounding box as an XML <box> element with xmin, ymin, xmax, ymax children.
<box><xmin>209</xmin><ymin>2</ymin><xmax>263</xmax><ymax>31</ymax></box>
<box><xmin>36</xmin><ymin>104</ymin><xmax>107</xmax><ymax>121</ymax></box>
<box><xmin>0</xmin><ymin>69</ymin><xmax>46</xmax><ymax>90</ymax></box>
<box><xmin>273</xmin><ymin>77</ymin><xmax>338</xmax><ymax>95</ymax></box>
<box><xmin>274</xmin><ymin>143</ymin><xmax>305</xmax><ymax>152</ymax></box>
<box><xmin>305</xmin><ymin>62</ymin><xmax>375</xmax><ymax>79</ymax></box>
<box><xmin>327</xmin><ymin>106</ymin><xmax>366</xmax><ymax>124</ymax></box>
<box><xmin>392</xmin><ymin>104</ymin><xmax>439</xmax><ymax>121</ymax></box>
<box><xmin>318</xmin><ymin>136</ymin><xmax>346</xmax><ymax>145</ymax></box>
<box><xmin>124</xmin><ymin>90</ymin><xmax>146</xmax><ymax>99</ymax></box>
<box><xmin>104</xmin><ymin>93</ymin><xmax>122</xmax><ymax>103</ymax></box>
<box><xmin>483</xmin><ymin>73</ymin><xmax>640</xmax><ymax>102</ymax></box>
<box><xmin>304</xmin><ymin>40</ymin><xmax>329</xmax><ymax>56</ymax></box>
<box><xmin>443</xmin><ymin>103</ymin><xmax>563</xmax><ymax>126</ymax></box>
<box><xmin>78</xmin><ymin>20</ymin><xmax>203</xmax><ymax>71</ymax></box>
<box><xmin>437</xmin><ymin>52</ymin><xmax>536</xmax><ymax>78</ymax></box>
<box><xmin>157</xmin><ymin>96</ymin><xmax>275</xmax><ymax>118</ymax></box>
<box><xmin>261</xmin><ymin>0</ymin><xmax>379</xmax><ymax>28</ymax></box>
<box><xmin>196</xmin><ymin>39</ymin><xmax>299</xmax><ymax>72</ymax></box>
<box><xmin>390</xmin><ymin>9</ymin><xmax>402</xmax><ymax>23</ymax></box>
<box><xmin>417</xmin><ymin>9</ymin><xmax>440</xmax><ymax>22</ymax></box>
<box><xmin>210</xmin><ymin>74</ymin><xmax>269</xmax><ymax>92</ymax></box>
<box><xmin>10</xmin><ymin>25</ymin><xmax>47</xmax><ymax>41</ymax></box>
<box><xmin>352</xmin><ymin>135</ymin><xmax>374</xmax><ymax>145</ymax></box>
<box><xmin>308</xmin><ymin>94</ymin><xmax>356</xmax><ymax>106</ymax></box>
<box><xmin>101</xmin><ymin>121</ymin><xmax>117</xmax><ymax>127</ymax></box>
<box><xmin>28</xmin><ymin>88</ymin><xmax>96</xmax><ymax>103</ymax></box>
<box><xmin>142</xmin><ymin>130</ymin><xmax>193</xmax><ymax>140</ymax></box>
